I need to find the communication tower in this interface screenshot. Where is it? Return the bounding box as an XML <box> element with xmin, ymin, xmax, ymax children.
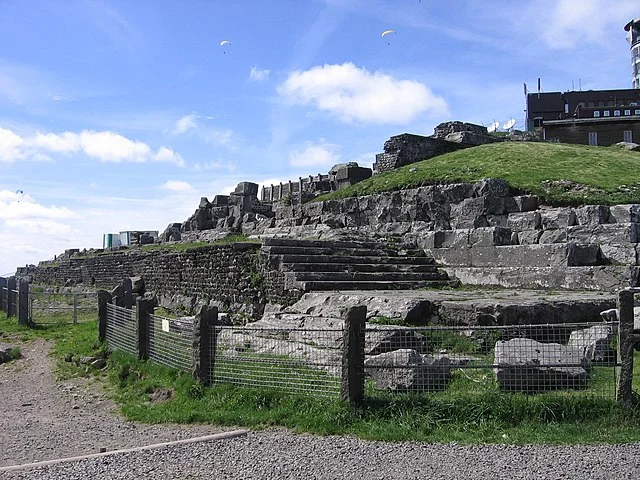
<box><xmin>624</xmin><ymin>17</ymin><xmax>640</xmax><ymax>88</ymax></box>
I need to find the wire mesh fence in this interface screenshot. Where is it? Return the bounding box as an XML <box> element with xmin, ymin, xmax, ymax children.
<box><xmin>210</xmin><ymin>325</ymin><xmax>343</xmax><ymax>397</ymax></box>
<box><xmin>29</xmin><ymin>291</ymin><xmax>98</xmax><ymax>324</ymax></box>
<box><xmin>363</xmin><ymin>322</ymin><xmax>619</xmax><ymax>399</ymax></box>
<box><xmin>105</xmin><ymin>303</ymin><xmax>137</xmax><ymax>356</ymax></box>
<box><xmin>148</xmin><ymin>314</ymin><xmax>194</xmax><ymax>372</ymax></box>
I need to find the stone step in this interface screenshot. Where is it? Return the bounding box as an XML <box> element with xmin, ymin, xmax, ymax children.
<box><xmin>294</xmin><ymin>279</ymin><xmax>458</xmax><ymax>292</ymax></box>
<box><xmin>262</xmin><ymin>237</ymin><xmax>386</xmax><ymax>250</ymax></box>
<box><xmin>289</xmin><ymin>271</ymin><xmax>450</xmax><ymax>282</ymax></box>
<box><xmin>277</xmin><ymin>254</ymin><xmax>436</xmax><ymax>265</ymax></box>
<box><xmin>262</xmin><ymin>245</ymin><xmax>399</xmax><ymax>257</ymax></box>
<box><xmin>281</xmin><ymin>262</ymin><xmax>440</xmax><ymax>273</ymax></box>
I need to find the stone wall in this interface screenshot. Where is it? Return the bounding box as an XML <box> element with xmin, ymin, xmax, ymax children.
<box><xmin>29</xmin><ymin>243</ymin><xmax>271</xmax><ymax>322</ymax></box>
<box><xmin>373</xmin><ymin>133</ymin><xmax>465</xmax><ymax>173</ymax></box>
<box><xmin>247</xmin><ymin>179</ymin><xmax>640</xmax><ymax>291</ymax></box>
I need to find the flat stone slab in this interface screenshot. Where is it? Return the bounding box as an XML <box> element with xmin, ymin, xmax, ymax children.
<box><xmin>276</xmin><ymin>289</ymin><xmax>616</xmax><ymax>326</ymax></box>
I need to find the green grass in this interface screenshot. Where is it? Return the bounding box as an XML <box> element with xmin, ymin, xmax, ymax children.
<box><xmin>3</xmin><ymin>310</ymin><xmax>640</xmax><ymax>444</ymax></box>
<box><xmin>314</xmin><ymin>142</ymin><xmax>640</xmax><ymax>206</ymax></box>
<box><xmin>139</xmin><ymin>235</ymin><xmax>259</xmax><ymax>253</ymax></box>
<box><xmin>0</xmin><ymin>311</ymin><xmax>105</xmax><ymax>380</ymax></box>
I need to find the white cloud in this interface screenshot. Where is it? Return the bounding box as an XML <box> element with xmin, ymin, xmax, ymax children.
<box><xmin>154</xmin><ymin>146</ymin><xmax>185</xmax><ymax>166</ymax></box>
<box><xmin>533</xmin><ymin>0</ymin><xmax>638</xmax><ymax>49</ymax></box>
<box><xmin>0</xmin><ymin>127</ymin><xmax>185</xmax><ymax>165</ymax></box>
<box><xmin>0</xmin><ymin>191</ymin><xmax>76</xmax><ymax>221</ymax></box>
<box><xmin>173</xmin><ymin>113</ymin><xmax>198</xmax><ymax>134</ymax></box>
<box><xmin>278</xmin><ymin>62</ymin><xmax>448</xmax><ymax>124</ymax></box>
<box><xmin>160</xmin><ymin>180</ymin><xmax>193</xmax><ymax>192</ymax></box>
<box><xmin>249</xmin><ymin>66</ymin><xmax>271</xmax><ymax>82</ymax></box>
<box><xmin>289</xmin><ymin>141</ymin><xmax>340</xmax><ymax>168</ymax></box>
<box><xmin>0</xmin><ymin>127</ymin><xmax>25</xmax><ymax>162</ymax></box>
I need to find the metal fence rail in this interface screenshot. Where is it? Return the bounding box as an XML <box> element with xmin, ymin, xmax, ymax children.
<box><xmin>29</xmin><ymin>291</ymin><xmax>97</xmax><ymax>324</ymax></box>
<box><xmin>148</xmin><ymin>314</ymin><xmax>193</xmax><ymax>372</ymax></box>
<box><xmin>105</xmin><ymin>303</ymin><xmax>137</xmax><ymax>356</ymax></box>
<box><xmin>363</xmin><ymin>322</ymin><xmax>619</xmax><ymax>399</ymax></box>
<box><xmin>210</xmin><ymin>326</ymin><xmax>343</xmax><ymax>398</ymax></box>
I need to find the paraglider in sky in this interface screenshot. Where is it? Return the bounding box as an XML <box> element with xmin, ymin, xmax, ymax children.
<box><xmin>220</xmin><ymin>40</ymin><xmax>231</xmax><ymax>53</ymax></box>
<box><xmin>15</xmin><ymin>189</ymin><xmax>23</xmax><ymax>203</ymax></box>
<box><xmin>381</xmin><ymin>29</ymin><xmax>396</xmax><ymax>45</ymax></box>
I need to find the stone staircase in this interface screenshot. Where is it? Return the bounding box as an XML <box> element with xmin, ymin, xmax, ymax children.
<box><xmin>261</xmin><ymin>237</ymin><xmax>458</xmax><ymax>292</ymax></box>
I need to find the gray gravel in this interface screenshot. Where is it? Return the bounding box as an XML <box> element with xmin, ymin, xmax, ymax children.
<box><xmin>3</xmin><ymin>429</ymin><xmax>640</xmax><ymax>479</ymax></box>
<box><xmin>3</xmin><ymin>337</ymin><xmax>640</xmax><ymax>479</ymax></box>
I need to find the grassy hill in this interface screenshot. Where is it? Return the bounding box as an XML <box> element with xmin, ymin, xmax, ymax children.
<box><xmin>315</xmin><ymin>142</ymin><xmax>640</xmax><ymax>206</ymax></box>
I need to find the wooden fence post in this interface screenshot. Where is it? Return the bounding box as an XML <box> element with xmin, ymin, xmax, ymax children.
<box><xmin>6</xmin><ymin>277</ymin><xmax>16</xmax><ymax>317</ymax></box>
<box><xmin>0</xmin><ymin>277</ymin><xmax>6</xmax><ymax>314</ymax></box>
<box><xmin>123</xmin><ymin>278</ymin><xmax>133</xmax><ymax>310</ymax></box>
<box><xmin>136</xmin><ymin>297</ymin><xmax>155</xmax><ymax>361</ymax></box>
<box><xmin>17</xmin><ymin>279</ymin><xmax>29</xmax><ymax>326</ymax></box>
<box><xmin>341</xmin><ymin>305</ymin><xmax>366</xmax><ymax>405</ymax></box>
<box><xmin>616</xmin><ymin>288</ymin><xmax>635</xmax><ymax>407</ymax></box>
<box><xmin>97</xmin><ymin>290</ymin><xmax>111</xmax><ymax>342</ymax></box>
<box><xmin>193</xmin><ymin>305</ymin><xmax>218</xmax><ymax>386</ymax></box>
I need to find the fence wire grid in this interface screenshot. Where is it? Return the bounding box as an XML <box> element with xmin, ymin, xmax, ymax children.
<box><xmin>210</xmin><ymin>325</ymin><xmax>344</xmax><ymax>398</ymax></box>
<box><xmin>105</xmin><ymin>303</ymin><xmax>137</xmax><ymax>356</ymax></box>
<box><xmin>363</xmin><ymin>322</ymin><xmax>619</xmax><ymax>399</ymax></box>
<box><xmin>29</xmin><ymin>291</ymin><xmax>98</xmax><ymax>324</ymax></box>
<box><xmin>148</xmin><ymin>314</ymin><xmax>193</xmax><ymax>372</ymax></box>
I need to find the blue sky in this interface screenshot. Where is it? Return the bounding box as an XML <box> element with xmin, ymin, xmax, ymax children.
<box><xmin>0</xmin><ymin>0</ymin><xmax>638</xmax><ymax>275</ymax></box>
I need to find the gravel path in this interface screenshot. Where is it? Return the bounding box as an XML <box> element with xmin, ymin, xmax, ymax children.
<box><xmin>0</xmin><ymin>338</ymin><xmax>229</xmax><ymax>467</ymax></box>
<box><xmin>2</xmin><ymin>338</ymin><xmax>640</xmax><ymax>479</ymax></box>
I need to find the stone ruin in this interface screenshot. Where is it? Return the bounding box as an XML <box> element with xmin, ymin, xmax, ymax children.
<box><xmin>373</xmin><ymin>121</ymin><xmax>503</xmax><ymax>173</ymax></box>
<box><xmin>260</xmin><ymin>162</ymin><xmax>372</xmax><ymax>204</ymax></box>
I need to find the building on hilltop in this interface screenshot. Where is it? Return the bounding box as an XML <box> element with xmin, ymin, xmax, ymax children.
<box><xmin>525</xmin><ymin>17</ymin><xmax>640</xmax><ymax>147</ymax></box>
<box><xmin>103</xmin><ymin>230</ymin><xmax>159</xmax><ymax>249</ymax></box>
<box><xmin>625</xmin><ymin>17</ymin><xmax>640</xmax><ymax>89</ymax></box>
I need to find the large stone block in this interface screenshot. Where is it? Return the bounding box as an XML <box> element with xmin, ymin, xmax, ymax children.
<box><xmin>609</xmin><ymin>204</ymin><xmax>640</xmax><ymax>223</ymax></box>
<box><xmin>538</xmin><ymin>229</ymin><xmax>567</xmax><ymax>244</ymax></box>
<box><xmin>600</xmin><ymin>244</ymin><xmax>638</xmax><ymax>265</ymax></box>
<box><xmin>503</xmin><ymin>195</ymin><xmax>539</xmax><ymax>213</ymax></box>
<box><xmin>472</xmin><ymin>178</ymin><xmax>511</xmax><ymax>198</ymax></box>
<box><xmin>566</xmin><ymin>243</ymin><xmax>602</xmax><ymax>267</ymax></box>
<box><xmin>567</xmin><ymin>223</ymin><xmax>640</xmax><ymax>244</ymax></box>
<box><xmin>507</xmin><ymin>212</ymin><xmax>542</xmax><ymax>231</ymax></box>
<box><xmin>233</xmin><ymin>182</ymin><xmax>259</xmax><ymax>196</ymax></box>
<box><xmin>574</xmin><ymin>205</ymin><xmax>611</xmax><ymax>226</ymax></box>
<box><xmin>540</xmin><ymin>208</ymin><xmax>577</xmax><ymax>229</ymax></box>
<box><xmin>494</xmin><ymin>338</ymin><xmax>589</xmax><ymax>392</ymax></box>
<box><xmin>433</xmin><ymin>230</ymin><xmax>469</xmax><ymax>249</ymax></box>
<box><xmin>468</xmin><ymin>227</ymin><xmax>514</xmax><ymax>247</ymax></box>
<box><xmin>516</xmin><ymin>230</ymin><xmax>542</xmax><ymax>245</ymax></box>
<box><xmin>567</xmin><ymin>325</ymin><xmax>615</xmax><ymax>364</ymax></box>
<box><xmin>470</xmin><ymin>244</ymin><xmax>568</xmax><ymax>268</ymax></box>
<box><xmin>364</xmin><ymin>349</ymin><xmax>452</xmax><ymax>391</ymax></box>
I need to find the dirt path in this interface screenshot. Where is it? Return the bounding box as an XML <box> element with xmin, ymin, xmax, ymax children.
<box><xmin>0</xmin><ymin>337</ymin><xmax>229</xmax><ymax>468</ymax></box>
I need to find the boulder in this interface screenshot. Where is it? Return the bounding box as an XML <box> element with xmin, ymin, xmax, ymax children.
<box><xmin>567</xmin><ymin>324</ymin><xmax>615</xmax><ymax>364</ymax></box>
<box><xmin>494</xmin><ymin>338</ymin><xmax>589</xmax><ymax>392</ymax></box>
<box><xmin>365</xmin><ymin>327</ymin><xmax>427</xmax><ymax>355</ymax></box>
<box><xmin>364</xmin><ymin>349</ymin><xmax>452</xmax><ymax>391</ymax></box>
<box><xmin>0</xmin><ymin>343</ymin><xmax>17</xmax><ymax>364</ymax></box>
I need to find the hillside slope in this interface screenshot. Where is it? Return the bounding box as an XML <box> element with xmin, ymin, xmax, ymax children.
<box><xmin>316</xmin><ymin>142</ymin><xmax>640</xmax><ymax>206</ymax></box>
